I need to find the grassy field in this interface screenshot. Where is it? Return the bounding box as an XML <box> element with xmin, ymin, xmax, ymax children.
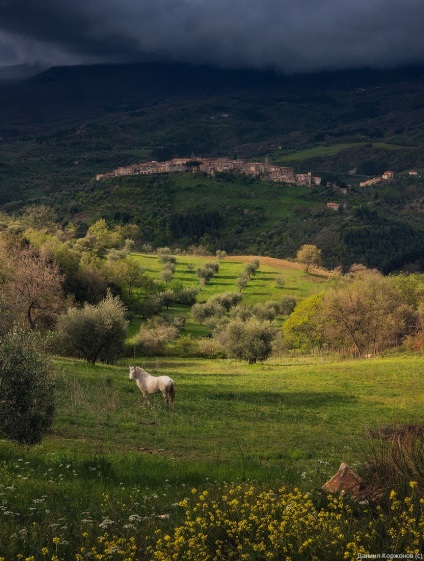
<box><xmin>50</xmin><ymin>354</ymin><xmax>424</xmax><ymax>473</ymax></box>
<box><xmin>132</xmin><ymin>252</ymin><xmax>331</xmax><ymax>302</ymax></box>
<box><xmin>2</xmin><ymin>254</ymin><xmax>423</xmax><ymax>558</ymax></box>
<box><xmin>127</xmin><ymin>252</ymin><xmax>332</xmax><ymax>338</ymax></box>
<box><xmin>271</xmin><ymin>141</ymin><xmax>413</xmax><ymax>164</ymax></box>
<box><xmin>1</xmin><ymin>352</ymin><xmax>424</xmax><ymax>558</ymax></box>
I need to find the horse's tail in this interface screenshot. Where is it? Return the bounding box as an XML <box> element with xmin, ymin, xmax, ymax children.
<box><xmin>169</xmin><ymin>380</ymin><xmax>176</xmax><ymax>404</ymax></box>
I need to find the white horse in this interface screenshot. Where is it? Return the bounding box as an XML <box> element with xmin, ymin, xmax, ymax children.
<box><xmin>129</xmin><ymin>366</ymin><xmax>176</xmax><ymax>407</ymax></box>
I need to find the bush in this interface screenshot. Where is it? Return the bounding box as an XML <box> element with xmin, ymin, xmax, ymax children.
<box><xmin>57</xmin><ymin>292</ymin><xmax>128</xmax><ymax>364</ymax></box>
<box><xmin>362</xmin><ymin>424</ymin><xmax>424</xmax><ymax>504</ymax></box>
<box><xmin>173</xmin><ymin>334</ymin><xmax>198</xmax><ymax>357</ymax></box>
<box><xmin>0</xmin><ymin>328</ymin><xmax>55</xmax><ymax>444</ymax></box>
<box><xmin>218</xmin><ymin>317</ymin><xmax>278</xmax><ymax>363</ymax></box>
<box><xmin>280</xmin><ymin>296</ymin><xmax>297</xmax><ymax>315</ymax></box>
<box><xmin>152</xmin><ymin>482</ymin><xmax>424</xmax><ymax>560</ymax></box>
<box><xmin>175</xmin><ymin>286</ymin><xmax>198</xmax><ymax>306</ymax></box>
<box><xmin>192</xmin><ymin>300</ymin><xmax>226</xmax><ymax>325</ymax></box>
<box><xmin>134</xmin><ymin>318</ymin><xmax>179</xmax><ymax>355</ymax></box>
<box><xmin>196</xmin><ymin>337</ymin><xmax>226</xmax><ymax>358</ymax></box>
<box><xmin>0</xmin><ymin>296</ymin><xmax>15</xmax><ymax>337</ymax></box>
<box><xmin>210</xmin><ymin>292</ymin><xmax>242</xmax><ymax>311</ymax></box>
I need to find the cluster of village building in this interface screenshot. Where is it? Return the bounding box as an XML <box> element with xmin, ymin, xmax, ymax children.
<box><xmin>359</xmin><ymin>170</ymin><xmax>395</xmax><ymax>187</ymax></box>
<box><xmin>359</xmin><ymin>169</ymin><xmax>420</xmax><ymax>187</ymax></box>
<box><xmin>96</xmin><ymin>156</ymin><xmax>322</xmax><ymax>187</ymax></box>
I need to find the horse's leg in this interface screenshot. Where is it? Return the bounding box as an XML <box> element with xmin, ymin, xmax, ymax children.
<box><xmin>141</xmin><ymin>391</ymin><xmax>151</xmax><ymax>407</ymax></box>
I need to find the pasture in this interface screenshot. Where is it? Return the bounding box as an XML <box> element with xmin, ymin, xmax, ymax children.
<box><xmin>51</xmin><ymin>354</ymin><xmax>424</xmax><ymax>472</ymax></box>
<box><xmin>1</xmin><ymin>353</ymin><xmax>424</xmax><ymax>558</ymax></box>
<box><xmin>271</xmin><ymin>140</ymin><xmax>413</xmax><ymax>164</ymax></box>
<box><xmin>128</xmin><ymin>252</ymin><xmax>332</xmax><ymax>338</ymax></box>
<box><xmin>131</xmin><ymin>252</ymin><xmax>331</xmax><ymax>302</ymax></box>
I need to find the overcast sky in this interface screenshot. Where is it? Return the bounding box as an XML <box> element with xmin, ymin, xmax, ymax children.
<box><xmin>1</xmin><ymin>0</ymin><xmax>424</xmax><ymax>73</ymax></box>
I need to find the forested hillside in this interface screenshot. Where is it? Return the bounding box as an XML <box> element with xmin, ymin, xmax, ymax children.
<box><xmin>2</xmin><ymin>62</ymin><xmax>424</xmax><ymax>270</ymax></box>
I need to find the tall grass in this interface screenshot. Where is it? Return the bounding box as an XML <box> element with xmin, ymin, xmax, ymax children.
<box><xmin>361</xmin><ymin>424</ymin><xmax>424</xmax><ymax>505</ymax></box>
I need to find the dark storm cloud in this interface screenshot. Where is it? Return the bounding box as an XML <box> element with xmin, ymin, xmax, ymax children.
<box><xmin>1</xmin><ymin>0</ymin><xmax>424</xmax><ymax>71</ymax></box>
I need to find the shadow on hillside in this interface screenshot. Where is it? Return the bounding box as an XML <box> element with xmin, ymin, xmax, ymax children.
<box><xmin>209</xmin><ymin>391</ymin><xmax>357</xmax><ymax>409</ymax></box>
<box><xmin>303</xmin><ymin>272</ymin><xmax>329</xmax><ymax>280</ymax></box>
<box><xmin>122</xmin><ymin>360</ymin><xmax>218</xmax><ymax>370</ymax></box>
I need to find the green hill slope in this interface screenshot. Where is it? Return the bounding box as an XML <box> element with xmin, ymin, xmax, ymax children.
<box><xmin>127</xmin><ymin>252</ymin><xmax>332</xmax><ymax>339</ymax></box>
<box><xmin>47</xmin><ymin>169</ymin><xmax>424</xmax><ymax>272</ymax></box>
<box><xmin>2</xmin><ymin>63</ymin><xmax>424</xmax><ymax>270</ymax></box>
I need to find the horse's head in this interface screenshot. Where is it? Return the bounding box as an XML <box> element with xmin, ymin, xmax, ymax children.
<box><xmin>129</xmin><ymin>366</ymin><xmax>137</xmax><ymax>381</ymax></box>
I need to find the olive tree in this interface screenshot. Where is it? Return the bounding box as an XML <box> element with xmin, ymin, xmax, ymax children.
<box><xmin>175</xmin><ymin>286</ymin><xmax>198</xmax><ymax>306</ymax></box>
<box><xmin>218</xmin><ymin>317</ymin><xmax>277</xmax><ymax>364</ymax></box>
<box><xmin>192</xmin><ymin>300</ymin><xmax>226</xmax><ymax>326</ymax></box>
<box><xmin>280</xmin><ymin>297</ymin><xmax>297</xmax><ymax>315</ymax></box>
<box><xmin>245</xmin><ymin>259</ymin><xmax>260</xmax><ymax>278</ymax></box>
<box><xmin>0</xmin><ymin>328</ymin><xmax>55</xmax><ymax>445</ymax></box>
<box><xmin>57</xmin><ymin>292</ymin><xmax>128</xmax><ymax>364</ymax></box>
<box><xmin>196</xmin><ymin>266</ymin><xmax>215</xmax><ymax>285</ymax></box>
<box><xmin>236</xmin><ymin>272</ymin><xmax>249</xmax><ymax>293</ymax></box>
<box><xmin>209</xmin><ymin>292</ymin><xmax>242</xmax><ymax>311</ymax></box>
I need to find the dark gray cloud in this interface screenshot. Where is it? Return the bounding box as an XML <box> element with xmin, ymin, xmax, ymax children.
<box><xmin>1</xmin><ymin>0</ymin><xmax>424</xmax><ymax>72</ymax></box>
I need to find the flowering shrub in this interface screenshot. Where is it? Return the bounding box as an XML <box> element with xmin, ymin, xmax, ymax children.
<box><xmin>151</xmin><ymin>482</ymin><xmax>424</xmax><ymax>561</ymax></box>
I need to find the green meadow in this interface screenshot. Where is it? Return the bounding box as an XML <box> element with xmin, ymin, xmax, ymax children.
<box><xmin>2</xmin><ymin>353</ymin><xmax>424</xmax><ymax>558</ymax></box>
<box><xmin>2</xmin><ymin>254</ymin><xmax>424</xmax><ymax>559</ymax></box>
<box><xmin>47</xmin><ymin>353</ymin><xmax>424</xmax><ymax>474</ymax></box>
<box><xmin>3</xmin><ymin>352</ymin><xmax>424</xmax><ymax>473</ymax></box>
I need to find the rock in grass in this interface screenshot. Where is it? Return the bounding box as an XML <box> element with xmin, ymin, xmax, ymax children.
<box><xmin>322</xmin><ymin>463</ymin><xmax>363</xmax><ymax>498</ymax></box>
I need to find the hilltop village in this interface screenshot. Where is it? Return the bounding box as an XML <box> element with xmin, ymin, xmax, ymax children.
<box><xmin>96</xmin><ymin>156</ymin><xmax>322</xmax><ymax>187</ymax></box>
